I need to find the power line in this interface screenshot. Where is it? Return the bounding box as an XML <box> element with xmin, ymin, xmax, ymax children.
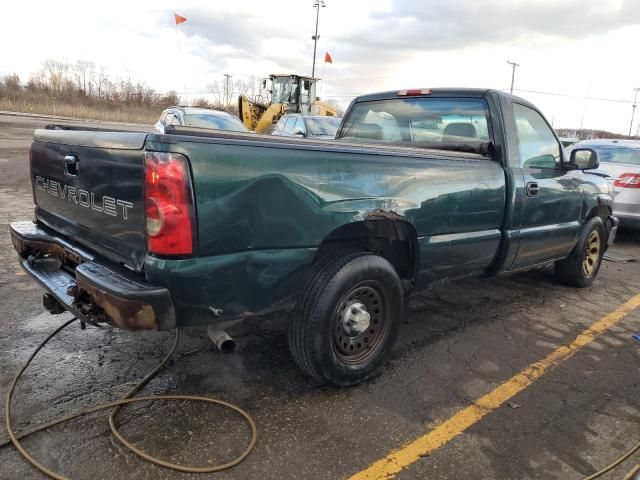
<box><xmin>510</xmin><ymin>88</ymin><xmax>634</xmax><ymax>104</ymax></box>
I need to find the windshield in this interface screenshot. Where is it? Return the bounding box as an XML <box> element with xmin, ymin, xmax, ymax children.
<box><xmin>587</xmin><ymin>144</ymin><xmax>640</xmax><ymax>166</ymax></box>
<box><xmin>306</xmin><ymin>117</ymin><xmax>341</xmax><ymax>136</ymax></box>
<box><xmin>184</xmin><ymin>113</ymin><xmax>248</xmax><ymax>132</ymax></box>
<box><xmin>338</xmin><ymin>97</ymin><xmax>491</xmax><ymax>154</ymax></box>
<box><xmin>271</xmin><ymin>77</ymin><xmax>297</xmax><ymax>104</ymax></box>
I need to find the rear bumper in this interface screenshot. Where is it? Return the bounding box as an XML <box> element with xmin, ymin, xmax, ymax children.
<box><xmin>613</xmin><ymin>210</ymin><xmax>640</xmax><ymax>229</ymax></box>
<box><xmin>10</xmin><ymin>221</ymin><xmax>176</xmax><ymax>330</ymax></box>
<box><xmin>607</xmin><ymin>215</ymin><xmax>619</xmax><ymax>246</ymax></box>
<box><xmin>613</xmin><ymin>195</ymin><xmax>640</xmax><ymax>229</ymax></box>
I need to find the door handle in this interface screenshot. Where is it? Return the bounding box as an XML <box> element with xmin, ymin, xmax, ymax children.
<box><xmin>526</xmin><ymin>182</ymin><xmax>539</xmax><ymax>197</ymax></box>
<box><xmin>64</xmin><ymin>155</ymin><xmax>79</xmax><ymax>176</ymax></box>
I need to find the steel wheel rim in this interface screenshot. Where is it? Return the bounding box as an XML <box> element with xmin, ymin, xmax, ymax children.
<box><xmin>582</xmin><ymin>230</ymin><xmax>601</xmax><ymax>277</ymax></box>
<box><xmin>332</xmin><ymin>281</ymin><xmax>388</xmax><ymax>365</ymax></box>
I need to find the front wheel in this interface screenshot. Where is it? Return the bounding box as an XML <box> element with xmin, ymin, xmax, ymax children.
<box><xmin>288</xmin><ymin>251</ymin><xmax>403</xmax><ymax>387</ymax></box>
<box><xmin>555</xmin><ymin>216</ymin><xmax>605</xmax><ymax>288</ymax></box>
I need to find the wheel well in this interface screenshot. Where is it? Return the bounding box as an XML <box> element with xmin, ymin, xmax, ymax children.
<box><xmin>586</xmin><ymin>204</ymin><xmax>613</xmax><ymax>245</ymax></box>
<box><xmin>313</xmin><ymin>219</ymin><xmax>419</xmax><ymax>290</ymax></box>
<box><xmin>586</xmin><ymin>204</ymin><xmax>610</xmax><ymax>222</ymax></box>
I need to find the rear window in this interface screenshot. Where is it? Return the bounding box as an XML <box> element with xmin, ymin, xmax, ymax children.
<box><xmin>338</xmin><ymin>97</ymin><xmax>491</xmax><ymax>154</ymax></box>
<box><xmin>588</xmin><ymin>145</ymin><xmax>640</xmax><ymax>166</ymax></box>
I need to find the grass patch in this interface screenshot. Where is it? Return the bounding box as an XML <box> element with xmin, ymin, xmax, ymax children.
<box><xmin>0</xmin><ymin>98</ymin><xmax>158</xmax><ymax>124</ymax></box>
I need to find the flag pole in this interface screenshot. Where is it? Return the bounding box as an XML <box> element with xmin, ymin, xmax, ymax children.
<box><xmin>174</xmin><ymin>26</ymin><xmax>182</xmax><ymax>102</ymax></box>
<box><xmin>174</xmin><ymin>14</ymin><xmax>188</xmax><ymax>104</ymax></box>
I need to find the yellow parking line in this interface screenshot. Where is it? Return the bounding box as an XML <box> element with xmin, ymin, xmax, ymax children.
<box><xmin>349</xmin><ymin>293</ymin><xmax>640</xmax><ymax>480</ymax></box>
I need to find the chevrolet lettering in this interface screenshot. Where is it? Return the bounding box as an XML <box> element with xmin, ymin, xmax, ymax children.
<box><xmin>35</xmin><ymin>176</ymin><xmax>133</xmax><ymax>219</ymax></box>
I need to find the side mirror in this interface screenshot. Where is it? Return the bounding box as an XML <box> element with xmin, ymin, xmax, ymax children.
<box><xmin>569</xmin><ymin>148</ymin><xmax>599</xmax><ymax>170</ymax></box>
<box><xmin>262</xmin><ymin>79</ymin><xmax>267</xmax><ymax>88</ymax></box>
<box><xmin>303</xmin><ymin>80</ymin><xmax>311</xmax><ymax>90</ymax></box>
<box><xmin>292</xmin><ymin>128</ymin><xmax>306</xmax><ymax>137</ymax></box>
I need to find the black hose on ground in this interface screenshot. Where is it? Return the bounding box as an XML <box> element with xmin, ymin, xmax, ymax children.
<box><xmin>2</xmin><ymin>317</ymin><xmax>257</xmax><ymax>479</ymax></box>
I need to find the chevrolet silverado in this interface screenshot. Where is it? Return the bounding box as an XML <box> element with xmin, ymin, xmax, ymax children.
<box><xmin>10</xmin><ymin>88</ymin><xmax>618</xmax><ymax>386</ymax></box>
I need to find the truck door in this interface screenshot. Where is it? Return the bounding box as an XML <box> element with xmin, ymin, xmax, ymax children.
<box><xmin>510</xmin><ymin>102</ymin><xmax>582</xmax><ymax>268</ymax></box>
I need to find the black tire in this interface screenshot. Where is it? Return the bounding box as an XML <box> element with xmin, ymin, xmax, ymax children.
<box><xmin>555</xmin><ymin>216</ymin><xmax>605</xmax><ymax>288</ymax></box>
<box><xmin>288</xmin><ymin>251</ymin><xmax>404</xmax><ymax>387</ymax></box>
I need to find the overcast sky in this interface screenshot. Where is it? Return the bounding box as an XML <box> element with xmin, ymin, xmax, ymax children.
<box><xmin>3</xmin><ymin>0</ymin><xmax>640</xmax><ymax>134</ymax></box>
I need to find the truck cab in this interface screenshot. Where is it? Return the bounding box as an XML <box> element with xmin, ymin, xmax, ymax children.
<box><xmin>336</xmin><ymin>88</ymin><xmax>617</xmax><ymax>276</ymax></box>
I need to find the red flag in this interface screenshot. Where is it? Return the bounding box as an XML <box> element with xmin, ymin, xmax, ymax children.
<box><xmin>324</xmin><ymin>52</ymin><xmax>333</xmax><ymax>64</ymax></box>
<box><xmin>174</xmin><ymin>13</ymin><xmax>187</xmax><ymax>25</ymax></box>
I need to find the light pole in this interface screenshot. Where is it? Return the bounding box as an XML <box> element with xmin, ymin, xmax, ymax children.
<box><xmin>628</xmin><ymin>88</ymin><xmax>640</xmax><ymax>138</ymax></box>
<box><xmin>506</xmin><ymin>60</ymin><xmax>520</xmax><ymax>94</ymax></box>
<box><xmin>311</xmin><ymin>0</ymin><xmax>326</xmax><ymax>78</ymax></box>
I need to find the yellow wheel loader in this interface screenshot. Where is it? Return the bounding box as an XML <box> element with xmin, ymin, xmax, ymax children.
<box><xmin>238</xmin><ymin>74</ymin><xmax>338</xmax><ymax>133</ymax></box>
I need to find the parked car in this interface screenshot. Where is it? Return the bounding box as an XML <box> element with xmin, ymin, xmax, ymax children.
<box><xmin>12</xmin><ymin>88</ymin><xmax>617</xmax><ymax>386</ymax></box>
<box><xmin>154</xmin><ymin>106</ymin><xmax>249</xmax><ymax>134</ymax></box>
<box><xmin>559</xmin><ymin>137</ymin><xmax>578</xmax><ymax>147</ymax></box>
<box><xmin>567</xmin><ymin>139</ymin><xmax>640</xmax><ymax>229</ymax></box>
<box><xmin>272</xmin><ymin>114</ymin><xmax>341</xmax><ymax>139</ymax></box>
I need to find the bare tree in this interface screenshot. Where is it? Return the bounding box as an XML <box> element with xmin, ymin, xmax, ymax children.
<box><xmin>322</xmin><ymin>98</ymin><xmax>345</xmax><ymax>116</ymax></box>
<box><xmin>234</xmin><ymin>75</ymin><xmax>263</xmax><ymax>102</ymax></box>
<box><xmin>95</xmin><ymin>67</ymin><xmax>108</xmax><ymax>99</ymax></box>
<box><xmin>41</xmin><ymin>59</ymin><xmax>68</xmax><ymax>93</ymax></box>
<box><xmin>72</xmin><ymin>60</ymin><xmax>94</xmax><ymax>94</ymax></box>
<box><xmin>206</xmin><ymin>80</ymin><xmax>226</xmax><ymax>108</ymax></box>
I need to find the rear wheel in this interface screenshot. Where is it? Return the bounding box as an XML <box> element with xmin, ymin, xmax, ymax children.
<box><xmin>288</xmin><ymin>251</ymin><xmax>403</xmax><ymax>386</ymax></box>
<box><xmin>555</xmin><ymin>217</ymin><xmax>605</xmax><ymax>287</ymax></box>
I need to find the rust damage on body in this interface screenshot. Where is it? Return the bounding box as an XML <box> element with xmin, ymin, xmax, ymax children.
<box><xmin>14</xmin><ymin>238</ymin><xmax>85</xmax><ymax>270</ymax></box>
<box><xmin>74</xmin><ymin>278</ymin><xmax>159</xmax><ymax>330</ymax></box>
<box><xmin>363</xmin><ymin>209</ymin><xmax>407</xmax><ymax>221</ymax></box>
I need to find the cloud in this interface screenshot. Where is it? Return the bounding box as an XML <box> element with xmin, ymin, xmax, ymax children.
<box><xmin>178</xmin><ymin>9</ymin><xmax>272</xmax><ymax>52</ymax></box>
<box><xmin>334</xmin><ymin>0</ymin><xmax>640</xmax><ymax>63</ymax></box>
<box><xmin>173</xmin><ymin>0</ymin><xmax>640</xmax><ymax>92</ymax></box>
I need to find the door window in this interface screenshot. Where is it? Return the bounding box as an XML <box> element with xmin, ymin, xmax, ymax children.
<box><xmin>513</xmin><ymin>103</ymin><xmax>561</xmax><ymax>169</ymax></box>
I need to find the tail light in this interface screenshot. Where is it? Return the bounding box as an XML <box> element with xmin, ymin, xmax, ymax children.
<box><xmin>613</xmin><ymin>173</ymin><xmax>640</xmax><ymax>189</ymax></box>
<box><xmin>144</xmin><ymin>152</ymin><xmax>196</xmax><ymax>256</ymax></box>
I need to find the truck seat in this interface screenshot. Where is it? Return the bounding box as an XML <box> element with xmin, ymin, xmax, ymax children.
<box><xmin>352</xmin><ymin>123</ymin><xmax>383</xmax><ymax>141</ymax></box>
<box><xmin>442</xmin><ymin>123</ymin><xmax>477</xmax><ymax>143</ymax></box>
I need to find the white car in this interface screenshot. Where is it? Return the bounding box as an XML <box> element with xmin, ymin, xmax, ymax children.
<box><xmin>272</xmin><ymin>114</ymin><xmax>341</xmax><ymax>140</ymax></box>
<box><xmin>568</xmin><ymin>139</ymin><xmax>640</xmax><ymax>229</ymax></box>
<box><xmin>154</xmin><ymin>107</ymin><xmax>249</xmax><ymax>134</ymax></box>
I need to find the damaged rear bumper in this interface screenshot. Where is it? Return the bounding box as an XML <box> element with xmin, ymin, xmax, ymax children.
<box><xmin>10</xmin><ymin>221</ymin><xmax>175</xmax><ymax>330</ymax></box>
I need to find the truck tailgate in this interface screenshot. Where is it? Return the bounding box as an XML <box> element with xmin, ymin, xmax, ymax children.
<box><xmin>31</xmin><ymin>128</ymin><xmax>148</xmax><ymax>270</ymax></box>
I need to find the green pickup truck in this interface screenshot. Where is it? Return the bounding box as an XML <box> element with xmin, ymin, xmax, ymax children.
<box><xmin>11</xmin><ymin>88</ymin><xmax>618</xmax><ymax>386</ymax></box>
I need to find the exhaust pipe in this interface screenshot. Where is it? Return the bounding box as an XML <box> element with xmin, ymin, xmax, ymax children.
<box><xmin>207</xmin><ymin>326</ymin><xmax>236</xmax><ymax>354</ymax></box>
